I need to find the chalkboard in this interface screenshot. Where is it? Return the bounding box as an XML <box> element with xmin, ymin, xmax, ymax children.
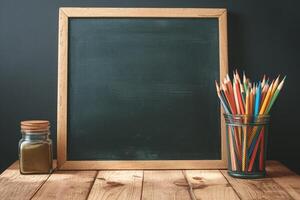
<box><xmin>57</xmin><ymin>8</ymin><xmax>228</xmax><ymax>169</ymax></box>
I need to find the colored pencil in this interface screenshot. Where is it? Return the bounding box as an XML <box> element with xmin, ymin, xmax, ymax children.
<box><xmin>271</xmin><ymin>75</ymin><xmax>280</xmax><ymax>96</ymax></box>
<box><xmin>225</xmin><ymin>76</ymin><xmax>237</xmax><ymax>114</ymax></box>
<box><xmin>215</xmin><ymin>81</ymin><xmax>230</xmax><ymax>114</ymax></box>
<box><xmin>221</xmin><ymin>83</ymin><xmax>234</xmax><ymax>114</ymax></box>
<box><xmin>261</xmin><ymin>75</ymin><xmax>266</xmax><ymax>88</ymax></box>
<box><xmin>228</xmin><ymin>126</ymin><xmax>236</xmax><ymax>170</ymax></box>
<box><xmin>243</xmin><ymin>72</ymin><xmax>248</xmax><ymax>92</ymax></box>
<box><xmin>266</xmin><ymin>76</ymin><xmax>286</xmax><ymax>114</ymax></box>
<box><xmin>259</xmin><ymin>81</ymin><xmax>274</xmax><ymax>115</ymax></box>
<box><xmin>233</xmin><ymin>80</ymin><xmax>241</xmax><ymax>114</ymax></box>
<box><xmin>226</xmin><ymin>126</ymin><xmax>232</xmax><ymax>170</ymax></box>
<box><xmin>248</xmin><ymin>82</ymin><xmax>273</xmax><ymax>146</ymax></box>
<box><xmin>240</xmin><ymin>83</ymin><xmax>246</xmax><ymax>108</ymax></box>
<box><xmin>248</xmin><ymin>129</ymin><xmax>263</xmax><ymax>172</ymax></box>
<box><xmin>254</xmin><ymin>83</ymin><xmax>261</xmax><ymax>116</ymax></box>
<box><xmin>242</xmin><ymin>90</ymin><xmax>249</xmax><ymax>171</ymax></box>
<box><xmin>260</xmin><ymin>83</ymin><xmax>269</xmax><ymax>106</ymax></box>
<box><xmin>259</xmin><ymin>129</ymin><xmax>265</xmax><ymax>171</ymax></box>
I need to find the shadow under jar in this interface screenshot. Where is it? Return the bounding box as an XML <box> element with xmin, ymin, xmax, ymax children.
<box><xmin>19</xmin><ymin>120</ymin><xmax>53</xmax><ymax>174</ymax></box>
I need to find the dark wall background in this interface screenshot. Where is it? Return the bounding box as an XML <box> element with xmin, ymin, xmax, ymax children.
<box><xmin>1</xmin><ymin>0</ymin><xmax>299</xmax><ymax>173</ymax></box>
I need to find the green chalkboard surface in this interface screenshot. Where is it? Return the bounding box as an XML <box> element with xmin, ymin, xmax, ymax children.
<box><xmin>67</xmin><ymin>18</ymin><xmax>221</xmax><ymax>161</ymax></box>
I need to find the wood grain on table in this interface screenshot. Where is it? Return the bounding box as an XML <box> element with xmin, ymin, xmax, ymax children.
<box><xmin>0</xmin><ymin>161</ymin><xmax>299</xmax><ymax>200</ymax></box>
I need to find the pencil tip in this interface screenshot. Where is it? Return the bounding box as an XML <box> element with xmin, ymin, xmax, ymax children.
<box><xmin>215</xmin><ymin>80</ymin><xmax>219</xmax><ymax>89</ymax></box>
<box><xmin>278</xmin><ymin>77</ymin><xmax>286</xmax><ymax>90</ymax></box>
<box><xmin>282</xmin><ymin>75</ymin><xmax>287</xmax><ymax>81</ymax></box>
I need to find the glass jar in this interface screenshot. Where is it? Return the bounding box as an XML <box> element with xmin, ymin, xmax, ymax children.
<box><xmin>19</xmin><ymin>120</ymin><xmax>53</xmax><ymax>174</ymax></box>
<box><xmin>224</xmin><ymin>114</ymin><xmax>270</xmax><ymax>179</ymax></box>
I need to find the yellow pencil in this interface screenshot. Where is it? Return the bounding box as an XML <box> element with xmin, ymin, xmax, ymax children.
<box><xmin>245</xmin><ymin>89</ymin><xmax>249</xmax><ymax>115</ymax></box>
<box><xmin>249</xmin><ymin>88</ymin><xmax>253</xmax><ymax>115</ymax></box>
<box><xmin>229</xmin><ymin>129</ymin><xmax>236</xmax><ymax>171</ymax></box>
<box><xmin>242</xmin><ymin>90</ymin><xmax>249</xmax><ymax>171</ymax></box>
<box><xmin>259</xmin><ymin>82</ymin><xmax>274</xmax><ymax>115</ymax></box>
<box><xmin>270</xmin><ymin>75</ymin><xmax>280</xmax><ymax>97</ymax></box>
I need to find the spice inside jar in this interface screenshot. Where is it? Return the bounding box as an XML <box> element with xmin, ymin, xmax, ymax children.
<box><xmin>19</xmin><ymin>120</ymin><xmax>53</xmax><ymax>174</ymax></box>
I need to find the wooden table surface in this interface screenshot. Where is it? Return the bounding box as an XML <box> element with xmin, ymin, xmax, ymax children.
<box><xmin>0</xmin><ymin>161</ymin><xmax>299</xmax><ymax>200</ymax></box>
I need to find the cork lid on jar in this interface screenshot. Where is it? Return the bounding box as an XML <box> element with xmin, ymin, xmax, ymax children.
<box><xmin>21</xmin><ymin>120</ymin><xmax>50</xmax><ymax>133</ymax></box>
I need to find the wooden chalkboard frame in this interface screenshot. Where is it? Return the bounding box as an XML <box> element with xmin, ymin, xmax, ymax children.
<box><xmin>57</xmin><ymin>8</ymin><xmax>228</xmax><ymax>170</ymax></box>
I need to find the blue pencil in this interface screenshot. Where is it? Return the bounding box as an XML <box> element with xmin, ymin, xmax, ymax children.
<box><xmin>215</xmin><ymin>81</ymin><xmax>231</xmax><ymax>114</ymax></box>
<box><xmin>219</xmin><ymin>94</ymin><xmax>230</xmax><ymax>114</ymax></box>
<box><xmin>220</xmin><ymin>90</ymin><xmax>231</xmax><ymax>113</ymax></box>
<box><xmin>254</xmin><ymin>82</ymin><xmax>261</xmax><ymax>116</ymax></box>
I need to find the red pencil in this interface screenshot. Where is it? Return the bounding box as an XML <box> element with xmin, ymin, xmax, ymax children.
<box><xmin>259</xmin><ymin>131</ymin><xmax>265</xmax><ymax>170</ymax></box>
<box><xmin>248</xmin><ymin>128</ymin><xmax>264</xmax><ymax>172</ymax></box>
<box><xmin>235</xmin><ymin>81</ymin><xmax>245</xmax><ymax>114</ymax></box>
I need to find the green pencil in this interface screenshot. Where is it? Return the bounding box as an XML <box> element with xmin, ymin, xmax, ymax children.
<box><xmin>266</xmin><ymin>76</ymin><xmax>286</xmax><ymax>114</ymax></box>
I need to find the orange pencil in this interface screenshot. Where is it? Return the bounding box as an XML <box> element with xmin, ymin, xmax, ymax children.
<box><xmin>226</xmin><ymin>79</ymin><xmax>242</xmax><ymax>154</ymax></box>
<box><xmin>225</xmin><ymin>76</ymin><xmax>237</xmax><ymax>114</ymax></box>
<box><xmin>232</xmin><ymin>76</ymin><xmax>243</xmax><ymax>159</ymax></box>
<box><xmin>259</xmin><ymin>82</ymin><xmax>274</xmax><ymax>115</ymax></box>
<box><xmin>233</xmin><ymin>80</ymin><xmax>241</xmax><ymax>114</ymax></box>
<box><xmin>260</xmin><ymin>83</ymin><xmax>269</xmax><ymax>107</ymax></box>
<box><xmin>233</xmin><ymin>79</ymin><xmax>242</xmax><ymax>160</ymax></box>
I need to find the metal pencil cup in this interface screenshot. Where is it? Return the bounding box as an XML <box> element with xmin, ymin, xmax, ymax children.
<box><xmin>224</xmin><ymin>114</ymin><xmax>270</xmax><ymax>179</ymax></box>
